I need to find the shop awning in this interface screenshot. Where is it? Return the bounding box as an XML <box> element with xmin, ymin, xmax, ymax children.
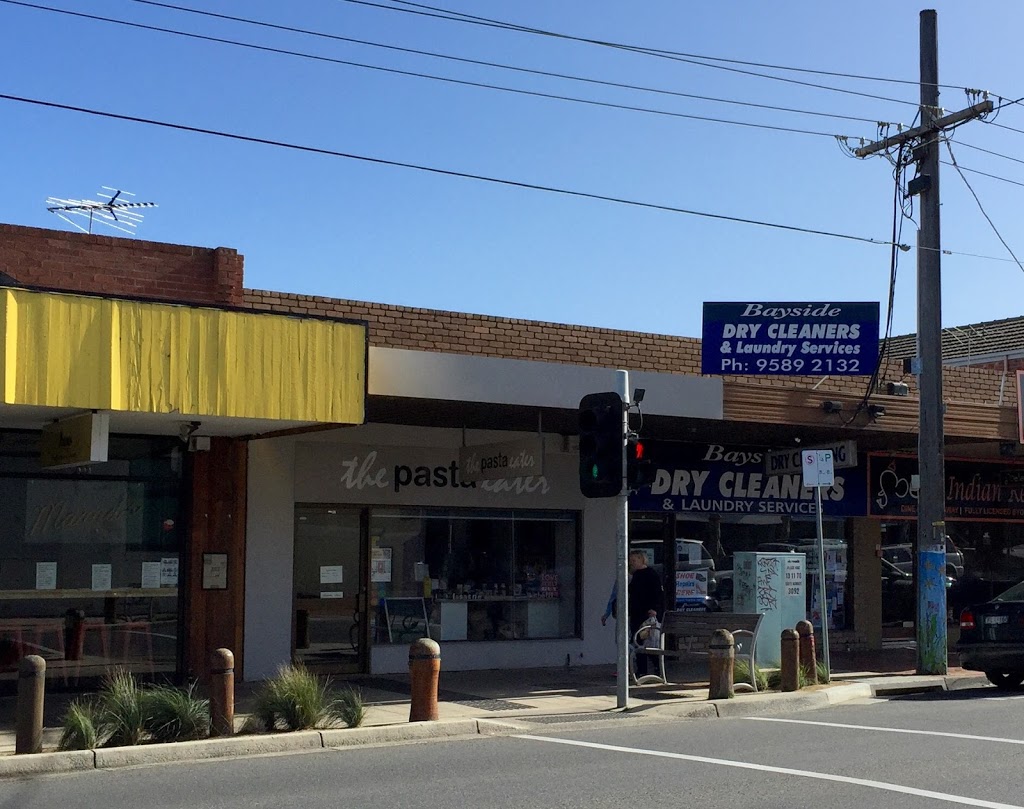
<box><xmin>0</xmin><ymin>286</ymin><xmax>366</xmax><ymax>429</ymax></box>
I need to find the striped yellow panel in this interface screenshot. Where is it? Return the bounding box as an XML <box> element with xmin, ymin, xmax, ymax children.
<box><xmin>0</xmin><ymin>287</ymin><xmax>365</xmax><ymax>423</ymax></box>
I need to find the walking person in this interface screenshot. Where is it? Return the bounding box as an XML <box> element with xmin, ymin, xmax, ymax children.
<box><xmin>628</xmin><ymin>550</ymin><xmax>664</xmax><ymax>677</ymax></box>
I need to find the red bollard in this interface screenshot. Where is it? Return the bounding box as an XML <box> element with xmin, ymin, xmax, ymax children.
<box><xmin>209</xmin><ymin>648</ymin><xmax>235</xmax><ymax>737</ymax></box>
<box><xmin>796</xmin><ymin>620</ymin><xmax>818</xmax><ymax>685</ymax></box>
<box><xmin>409</xmin><ymin>638</ymin><xmax>440</xmax><ymax>722</ymax></box>
<box><xmin>781</xmin><ymin>629</ymin><xmax>800</xmax><ymax>692</ymax></box>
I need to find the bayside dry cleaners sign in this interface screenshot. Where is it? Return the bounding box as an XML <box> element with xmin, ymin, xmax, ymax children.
<box><xmin>701</xmin><ymin>302</ymin><xmax>879</xmax><ymax>376</ymax></box>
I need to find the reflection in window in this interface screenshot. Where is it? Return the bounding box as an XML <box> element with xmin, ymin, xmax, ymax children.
<box><xmin>0</xmin><ymin>434</ymin><xmax>184</xmax><ymax>687</ymax></box>
<box><xmin>369</xmin><ymin>509</ymin><xmax>579</xmax><ymax>643</ymax></box>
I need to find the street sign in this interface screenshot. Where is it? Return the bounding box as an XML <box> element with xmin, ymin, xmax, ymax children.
<box><xmin>701</xmin><ymin>302</ymin><xmax>879</xmax><ymax>376</ymax></box>
<box><xmin>766</xmin><ymin>440</ymin><xmax>856</xmax><ymax>476</ymax></box>
<box><xmin>802</xmin><ymin>449</ymin><xmax>835</xmax><ymax>488</ymax></box>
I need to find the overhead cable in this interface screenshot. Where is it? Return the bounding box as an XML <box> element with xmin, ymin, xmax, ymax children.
<box><xmin>0</xmin><ymin>1</ymin><xmax>868</xmax><ymax>140</ymax></box>
<box><xmin>0</xmin><ymin>91</ymin><xmax>905</xmax><ymax>250</ymax></box>
<box><xmin>336</xmin><ymin>0</ymin><xmax>919</xmax><ymax>108</ymax></box>
<box><xmin>104</xmin><ymin>0</ymin><xmax>896</xmax><ymax>128</ymax></box>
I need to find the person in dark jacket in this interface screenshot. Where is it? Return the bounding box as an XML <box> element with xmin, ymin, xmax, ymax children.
<box><xmin>628</xmin><ymin>550</ymin><xmax>664</xmax><ymax>676</ymax></box>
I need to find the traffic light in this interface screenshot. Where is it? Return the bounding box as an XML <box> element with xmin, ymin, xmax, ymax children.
<box><xmin>626</xmin><ymin>437</ymin><xmax>655</xmax><ymax>491</ymax></box>
<box><xmin>578</xmin><ymin>391</ymin><xmax>624</xmax><ymax>498</ymax></box>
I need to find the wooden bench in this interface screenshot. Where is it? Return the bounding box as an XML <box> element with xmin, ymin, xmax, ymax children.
<box><xmin>632</xmin><ymin>610</ymin><xmax>764</xmax><ymax>691</ymax></box>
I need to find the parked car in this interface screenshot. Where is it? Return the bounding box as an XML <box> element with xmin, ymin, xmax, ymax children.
<box><xmin>881</xmin><ymin>537</ymin><xmax>965</xmax><ymax>580</ymax></box>
<box><xmin>957</xmin><ymin>578</ymin><xmax>1024</xmax><ymax>689</ymax></box>
<box><xmin>880</xmin><ymin>557</ymin><xmax>960</xmax><ymax>626</ymax></box>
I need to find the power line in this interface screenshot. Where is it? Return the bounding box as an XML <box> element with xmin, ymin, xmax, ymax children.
<box><xmin>386</xmin><ymin>0</ymin><xmax>973</xmax><ymax>91</ymax></box>
<box><xmin>2</xmin><ymin>0</ymin><xmax>868</xmax><ymax>140</ymax></box>
<box><xmin>110</xmin><ymin>0</ymin><xmax>896</xmax><ymax>128</ymax></box>
<box><xmin>985</xmin><ymin>120</ymin><xmax>1024</xmax><ymax>137</ymax></box>
<box><xmin>336</xmin><ymin>0</ymin><xmax>920</xmax><ymax>108</ymax></box>
<box><xmin>0</xmin><ymin>91</ymin><xmax>904</xmax><ymax>250</ymax></box>
<box><xmin>954</xmin><ymin>139</ymin><xmax>1024</xmax><ymax>167</ymax></box>
<box><xmin>945</xmin><ymin>141</ymin><xmax>1024</xmax><ymax>273</ymax></box>
<box><xmin>941</xmin><ymin>160</ymin><xmax>1024</xmax><ymax>189</ymax></box>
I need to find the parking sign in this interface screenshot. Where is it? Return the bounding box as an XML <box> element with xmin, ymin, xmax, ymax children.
<box><xmin>802</xmin><ymin>449</ymin><xmax>835</xmax><ymax>488</ymax></box>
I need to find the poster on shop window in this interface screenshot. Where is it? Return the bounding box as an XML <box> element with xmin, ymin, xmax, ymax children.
<box><xmin>628</xmin><ymin>442</ymin><xmax>866</xmax><ymax>518</ymax></box>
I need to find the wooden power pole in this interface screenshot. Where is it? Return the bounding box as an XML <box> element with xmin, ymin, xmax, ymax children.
<box><xmin>855</xmin><ymin>10</ymin><xmax>992</xmax><ymax>675</ymax></box>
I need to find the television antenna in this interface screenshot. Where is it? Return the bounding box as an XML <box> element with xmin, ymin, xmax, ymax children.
<box><xmin>45</xmin><ymin>187</ymin><xmax>157</xmax><ymax>236</ymax></box>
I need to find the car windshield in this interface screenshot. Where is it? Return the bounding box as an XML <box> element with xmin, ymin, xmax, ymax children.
<box><xmin>993</xmin><ymin>580</ymin><xmax>1024</xmax><ymax>602</ymax></box>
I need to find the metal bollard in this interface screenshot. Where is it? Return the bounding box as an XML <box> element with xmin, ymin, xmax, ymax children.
<box><xmin>209</xmin><ymin>648</ymin><xmax>235</xmax><ymax>737</ymax></box>
<box><xmin>408</xmin><ymin>638</ymin><xmax>441</xmax><ymax>722</ymax></box>
<box><xmin>707</xmin><ymin>629</ymin><xmax>735</xmax><ymax>700</ymax></box>
<box><xmin>780</xmin><ymin>629</ymin><xmax>800</xmax><ymax>692</ymax></box>
<box><xmin>796</xmin><ymin>620</ymin><xmax>818</xmax><ymax>685</ymax></box>
<box><xmin>16</xmin><ymin>655</ymin><xmax>45</xmax><ymax>755</ymax></box>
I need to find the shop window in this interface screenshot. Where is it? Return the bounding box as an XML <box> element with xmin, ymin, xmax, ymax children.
<box><xmin>369</xmin><ymin>508</ymin><xmax>579</xmax><ymax>643</ymax></box>
<box><xmin>0</xmin><ymin>434</ymin><xmax>184</xmax><ymax>688</ymax></box>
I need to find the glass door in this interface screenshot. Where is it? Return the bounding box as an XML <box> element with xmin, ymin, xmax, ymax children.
<box><xmin>293</xmin><ymin>506</ymin><xmax>366</xmax><ymax>674</ymax></box>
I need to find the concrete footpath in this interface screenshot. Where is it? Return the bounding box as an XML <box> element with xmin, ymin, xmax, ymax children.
<box><xmin>0</xmin><ymin>645</ymin><xmax>992</xmax><ymax>779</ymax></box>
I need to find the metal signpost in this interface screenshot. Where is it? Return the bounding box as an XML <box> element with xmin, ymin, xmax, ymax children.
<box><xmin>614</xmin><ymin>371</ymin><xmax>630</xmax><ymax>709</ymax></box>
<box><xmin>802</xmin><ymin>448</ymin><xmax>834</xmax><ymax>676</ymax></box>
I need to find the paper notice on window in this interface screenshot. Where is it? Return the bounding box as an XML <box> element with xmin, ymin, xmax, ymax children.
<box><xmin>160</xmin><ymin>557</ymin><xmax>179</xmax><ymax>587</ymax></box>
<box><xmin>35</xmin><ymin>561</ymin><xmax>57</xmax><ymax>590</ymax></box>
<box><xmin>203</xmin><ymin>554</ymin><xmax>228</xmax><ymax>590</ymax></box>
<box><xmin>141</xmin><ymin>561</ymin><xmax>162</xmax><ymax>589</ymax></box>
<box><xmin>91</xmin><ymin>564</ymin><xmax>112</xmax><ymax>591</ymax></box>
<box><xmin>320</xmin><ymin>565</ymin><xmax>344</xmax><ymax>584</ymax></box>
<box><xmin>371</xmin><ymin>547</ymin><xmax>392</xmax><ymax>583</ymax></box>
<box><xmin>320</xmin><ymin>591</ymin><xmax>345</xmax><ymax>599</ymax></box>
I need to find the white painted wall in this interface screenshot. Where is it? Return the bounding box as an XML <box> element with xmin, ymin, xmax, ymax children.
<box><xmin>244</xmin><ymin>437</ymin><xmax>297</xmax><ymax>680</ymax></box>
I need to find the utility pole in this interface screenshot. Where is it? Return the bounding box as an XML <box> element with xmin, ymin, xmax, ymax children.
<box><xmin>855</xmin><ymin>10</ymin><xmax>991</xmax><ymax>675</ymax></box>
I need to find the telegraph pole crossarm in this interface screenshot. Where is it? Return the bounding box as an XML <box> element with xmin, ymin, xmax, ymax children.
<box><xmin>853</xmin><ymin>99</ymin><xmax>993</xmax><ymax>158</ymax></box>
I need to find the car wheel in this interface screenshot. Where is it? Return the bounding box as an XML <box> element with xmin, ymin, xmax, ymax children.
<box><xmin>985</xmin><ymin>670</ymin><xmax>1024</xmax><ymax>689</ymax></box>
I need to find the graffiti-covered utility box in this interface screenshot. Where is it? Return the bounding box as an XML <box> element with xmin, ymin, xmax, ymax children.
<box><xmin>733</xmin><ymin>552</ymin><xmax>807</xmax><ymax>666</ymax></box>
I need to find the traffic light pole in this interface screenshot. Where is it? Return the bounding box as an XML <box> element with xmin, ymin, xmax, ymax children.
<box><xmin>615</xmin><ymin>369</ymin><xmax>630</xmax><ymax>710</ymax></box>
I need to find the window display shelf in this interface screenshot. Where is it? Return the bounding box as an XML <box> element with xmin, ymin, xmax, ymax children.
<box><xmin>434</xmin><ymin>596</ymin><xmax>559</xmax><ymax>602</ymax></box>
<box><xmin>0</xmin><ymin>588</ymin><xmax>178</xmax><ymax>600</ymax></box>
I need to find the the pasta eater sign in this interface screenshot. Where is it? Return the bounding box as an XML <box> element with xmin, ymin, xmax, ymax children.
<box><xmin>458</xmin><ymin>436</ymin><xmax>544</xmax><ymax>482</ymax></box>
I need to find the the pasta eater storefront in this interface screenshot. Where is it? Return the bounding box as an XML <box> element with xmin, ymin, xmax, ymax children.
<box><xmin>245</xmin><ymin>423</ymin><xmax>621</xmax><ymax>677</ymax></box>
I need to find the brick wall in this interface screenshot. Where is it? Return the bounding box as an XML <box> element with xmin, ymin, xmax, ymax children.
<box><xmin>0</xmin><ymin>224</ymin><xmax>244</xmax><ymax>307</ymax></box>
<box><xmin>244</xmin><ymin>289</ymin><xmax>1016</xmax><ymax>407</ymax></box>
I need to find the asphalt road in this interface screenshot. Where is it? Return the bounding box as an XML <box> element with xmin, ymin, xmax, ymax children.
<box><xmin>2</xmin><ymin>685</ymin><xmax>1023</xmax><ymax>809</ymax></box>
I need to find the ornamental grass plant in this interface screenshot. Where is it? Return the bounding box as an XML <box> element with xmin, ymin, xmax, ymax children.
<box><xmin>57</xmin><ymin>670</ymin><xmax>211</xmax><ymax>749</ymax></box>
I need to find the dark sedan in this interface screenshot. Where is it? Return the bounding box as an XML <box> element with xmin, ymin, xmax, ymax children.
<box><xmin>957</xmin><ymin>579</ymin><xmax>1024</xmax><ymax>689</ymax></box>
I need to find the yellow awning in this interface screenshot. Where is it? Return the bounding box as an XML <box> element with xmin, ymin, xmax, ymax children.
<box><xmin>1</xmin><ymin>287</ymin><xmax>365</xmax><ymax>424</ymax></box>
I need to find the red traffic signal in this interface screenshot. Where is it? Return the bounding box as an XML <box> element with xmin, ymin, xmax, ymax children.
<box><xmin>626</xmin><ymin>437</ymin><xmax>654</xmax><ymax>490</ymax></box>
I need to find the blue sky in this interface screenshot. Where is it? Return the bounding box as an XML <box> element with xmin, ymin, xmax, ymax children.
<box><xmin>1</xmin><ymin>1</ymin><xmax>1022</xmax><ymax>340</ymax></box>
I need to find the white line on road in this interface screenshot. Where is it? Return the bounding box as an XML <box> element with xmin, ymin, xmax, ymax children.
<box><xmin>515</xmin><ymin>734</ymin><xmax>1024</xmax><ymax>809</ymax></box>
<box><xmin>747</xmin><ymin>717</ymin><xmax>1024</xmax><ymax>745</ymax></box>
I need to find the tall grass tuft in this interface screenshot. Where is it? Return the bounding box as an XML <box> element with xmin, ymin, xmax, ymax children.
<box><xmin>143</xmin><ymin>682</ymin><xmax>210</xmax><ymax>743</ymax></box>
<box><xmin>252</xmin><ymin>664</ymin><xmax>339</xmax><ymax>731</ymax></box>
<box><xmin>58</xmin><ymin>700</ymin><xmax>102</xmax><ymax>751</ymax></box>
<box><xmin>333</xmin><ymin>687</ymin><xmax>366</xmax><ymax>728</ymax></box>
<box><xmin>99</xmin><ymin>669</ymin><xmax>147</xmax><ymax>747</ymax></box>
<box><xmin>733</xmin><ymin>660</ymin><xmax>769</xmax><ymax>692</ymax></box>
